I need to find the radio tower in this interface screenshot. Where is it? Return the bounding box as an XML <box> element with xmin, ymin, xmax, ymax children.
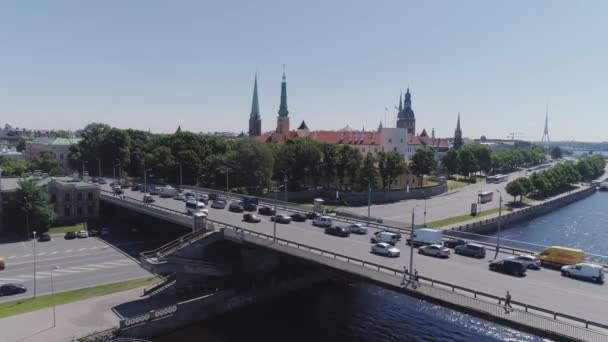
<box><xmin>541</xmin><ymin>103</ymin><xmax>550</xmax><ymax>145</ymax></box>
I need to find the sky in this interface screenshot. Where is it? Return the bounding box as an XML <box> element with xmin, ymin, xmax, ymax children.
<box><xmin>0</xmin><ymin>1</ymin><xmax>606</xmax><ymax>141</ymax></box>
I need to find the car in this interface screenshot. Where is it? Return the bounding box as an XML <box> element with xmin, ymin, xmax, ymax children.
<box><xmin>120</xmin><ymin>182</ymin><xmax>131</xmax><ymax>189</ymax></box>
<box><xmin>454</xmin><ymin>243</ymin><xmax>486</xmax><ymax>258</ymax></box>
<box><xmin>149</xmin><ymin>187</ymin><xmax>161</xmax><ymax>195</ymax></box>
<box><xmin>443</xmin><ymin>238</ymin><xmax>467</xmax><ymax>249</ymax></box>
<box><xmin>0</xmin><ymin>283</ymin><xmax>27</xmax><ymax>296</ymax></box>
<box><xmin>100</xmin><ymin>227</ymin><xmax>111</xmax><ymax>236</ymax></box>
<box><xmin>88</xmin><ymin>229</ymin><xmax>99</xmax><ymax>236</ymax></box>
<box><xmin>208</xmin><ymin>193</ymin><xmax>219</xmax><ymax>201</ymax></box>
<box><xmin>271</xmin><ymin>214</ymin><xmax>292</xmax><ymax>224</ymax></box>
<box><xmin>211</xmin><ymin>199</ymin><xmax>227</xmax><ymax>209</ymax></box>
<box><xmin>258</xmin><ymin>206</ymin><xmax>276</xmax><ymax>216</ymax></box>
<box><xmin>64</xmin><ymin>231</ymin><xmax>77</xmax><ymax>240</ymax></box>
<box><xmin>507</xmin><ymin>255</ymin><xmax>541</xmax><ymax>270</ymax></box>
<box><xmin>243</xmin><ymin>202</ymin><xmax>257</xmax><ymax>212</ymax></box>
<box><xmin>306</xmin><ymin>212</ymin><xmax>322</xmax><ymax>220</ymax></box>
<box><xmin>131</xmin><ymin>183</ymin><xmax>142</xmax><ymax>191</ymax></box>
<box><xmin>489</xmin><ymin>259</ymin><xmax>527</xmax><ymax>276</ymax></box>
<box><xmin>312</xmin><ymin>216</ymin><xmax>333</xmax><ymax>228</ymax></box>
<box><xmin>77</xmin><ymin>230</ymin><xmax>89</xmax><ymax>238</ymax></box>
<box><xmin>371</xmin><ymin>231</ymin><xmax>399</xmax><ymax>245</ymax></box>
<box><xmin>143</xmin><ymin>194</ymin><xmax>155</xmax><ymax>203</ymax></box>
<box><xmin>346</xmin><ymin>223</ymin><xmax>368</xmax><ymax>234</ymax></box>
<box><xmin>37</xmin><ymin>233</ymin><xmax>51</xmax><ymax>242</ymax></box>
<box><xmin>325</xmin><ymin>226</ymin><xmax>351</xmax><ymax>237</ymax></box>
<box><xmin>371</xmin><ymin>243</ymin><xmax>400</xmax><ymax>257</ymax></box>
<box><xmin>375</xmin><ymin>230</ymin><xmax>402</xmax><ymax>241</ymax></box>
<box><xmin>243</xmin><ymin>213</ymin><xmax>261</xmax><ymax>223</ymax></box>
<box><xmin>110</xmin><ymin>180</ymin><xmax>120</xmax><ymax>187</ymax></box>
<box><xmin>112</xmin><ymin>186</ymin><xmax>124</xmax><ymax>194</ymax></box>
<box><xmin>97</xmin><ymin>178</ymin><xmax>107</xmax><ymax>185</ymax></box>
<box><xmin>418</xmin><ymin>244</ymin><xmax>451</xmax><ymax>258</ymax></box>
<box><xmin>174</xmin><ymin>193</ymin><xmax>186</xmax><ymax>201</ymax></box>
<box><xmin>290</xmin><ymin>212</ymin><xmax>307</xmax><ymax>222</ymax></box>
<box><xmin>561</xmin><ymin>263</ymin><xmax>604</xmax><ymax>283</ymax></box>
<box><xmin>228</xmin><ymin>201</ymin><xmax>244</xmax><ymax>213</ymax></box>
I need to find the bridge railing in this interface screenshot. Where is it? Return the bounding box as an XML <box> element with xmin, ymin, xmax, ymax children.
<box><xmin>212</xmin><ymin>219</ymin><xmax>608</xmax><ymax>337</ymax></box>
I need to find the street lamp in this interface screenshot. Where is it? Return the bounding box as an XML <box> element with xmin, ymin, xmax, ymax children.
<box><xmin>423</xmin><ymin>198</ymin><xmax>427</xmax><ymax>228</ymax></box>
<box><xmin>115</xmin><ymin>159</ymin><xmax>122</xmax><ymax>180</ymax></box>
<box><xmin>494</xmin><ymin>190</ymin><xmax>503</xmax><ymax>259</ymax></box>
<box><xmin>408</xmin><ymin>204</ymin><xmax>420</xmax><ymax>280</ymax></box>
<box><xmin>51</xmin><ymin>266</ymin><xmax>59</xmax><ymax>328</ymax></box>
<box><xmin>81</xmin><ymin>160</ymin><xmax>88</xmax><ymax>180</ymax></box>
<box><xmin>272</xmin><ymin>185</ymin><xmax>285</xmax><ymax>242</ymax></box>
<box><xmin>283</xmin><ymin>173</ymin><xmax>288</xmax><ymax>202</ymax></box>
<box><xmin>23</xmin><ymin>195</ymin><xmax>37</xmax><ymax>298</ymax></box>
<box><xmin>143</xmin><ymin>160</ymin><xmax>152</xmax><ymax>201</ymax></box>
<box><xmin>178</xmin><ymin>163</ymin><xmax>183</xmax><ymax>191</ymax></box>
<box><xmin>367</xmin><ymin>180</ymin><xmax>372</xmax><ymax>224</ymax></box>
<box><xmin>96</xmin><ymin>158</ymin><xmax>102</xmax><ymax>177</ymax></box>
<box><xmin>113</xmin><ymin>163</ymin><xmax>120</xmax><ymax>180</ymax></box>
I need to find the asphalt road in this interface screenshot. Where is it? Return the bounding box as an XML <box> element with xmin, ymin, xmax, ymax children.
<box><xmin>100</xmin><ymin>182</ymin><xmax>608</xmax><ymax>325</ymax></box>
<box><xmin>0</xmin><ymin>236</ymin><xmax>152</xmax><ymax>303</ymax></box>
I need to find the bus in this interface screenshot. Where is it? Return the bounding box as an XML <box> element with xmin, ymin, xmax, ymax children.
<box><xmin>478</xmin><ymin>191</ymin><xmax>493</xmax><ymax>204</ymax></box>
<box><xmin>186</xmin><ymin>200</ymin><xmax>207</xmax><ymax>215</ymax></box>
<box><xmin>486</xmin><ymin>174</ymin><xmax>509</xmax><ymax>184</ymax></box>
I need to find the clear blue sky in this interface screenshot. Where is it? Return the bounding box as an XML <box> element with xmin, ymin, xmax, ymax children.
<box><xmin>0</xmin><ymin>1</ymin><xmax>606</xmax><ymax>141</ymax></box>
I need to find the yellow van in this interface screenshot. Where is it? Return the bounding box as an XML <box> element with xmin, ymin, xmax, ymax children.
<box><xmin>536</xmin><ymin>246</ymin><xmax>584</xmax><ymax>267</ymax></box>
<box><xmin>0</xmin><ymin>257</ymin><xmax>5</xmax><ymax>271</ymax></box>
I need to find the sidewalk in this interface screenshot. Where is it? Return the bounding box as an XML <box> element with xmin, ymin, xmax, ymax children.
<box><xmin>0</xmin><ymin>287</ymin><xmax>144</xmax><ymax>342</ymax></box>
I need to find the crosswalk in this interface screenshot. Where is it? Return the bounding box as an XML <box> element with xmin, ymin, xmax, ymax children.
<box><xmin>4</xmin><ymin>245</ymin><xmax>109</xmax><ymax>260</ymax></box>
<box><xmin>0</xmin><ymin>259</ymin><xmax>135</xmax><ymax>282</ymax></box>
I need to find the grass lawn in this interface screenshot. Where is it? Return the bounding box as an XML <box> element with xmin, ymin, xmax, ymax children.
<box><xmin>423</xmin><ymin>206</ymin><xmax>507</xmax><ymax>228</ymax></box>
<box><xmin>0</xmin><ymin>276</ymin><xmax>160</xmax><ymax>319</ymax></box>
<box><xmin>447</xmin><ymin>179</ymin><xmax>469</xmax><ymax>191</ymax></box>
<box><xmin>48</xmin><ymin>223</ymin><xmax>86</xmax><ymax>235</ymax></box>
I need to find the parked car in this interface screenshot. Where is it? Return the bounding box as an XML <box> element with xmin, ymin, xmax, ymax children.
<box><xmin>100</xmin><ymin>227</ymin><xmax>111</xmax><ymax>236</ymax></box>
<box><xmin>371</xmin><ymin>243</ymin><xmax>400</xmax><ymax>257</ymax></box>
<box><xmin>88</xmin><ymin>229</ymin><xmax>99</xmax><ymax>237</ymax></box>
<box><xmin>290</xmin><ymin>212</ymin><xmax>307</xmax><ymax>222</ymax></box>
<box><xmin>112</xmin><ymin>186</ymin><xmax>124</xmax><ymax>194</ymax></box>
<box><xmin>143</xmin><ymin>194</ymin><xmax>155</xmax><ymax>203</ymax></box>
<box><xmin>258</xmin><ymin>206</ymin><xmax>276</xmax><ymax>216</ymax></box>
<box><xmin>77</xmin><ymin>230</ymin><xmax>89</xmax><ymax>238</ymax></box>
<box><xmin>346</xmin><ymin>223</ymin><xmax>368</xmax><ymax>235</ymax></box>
<box><xmin>37</xmin><ymin>233</ymin><xmax>51</xmax><ymax>242</ymax></box>
<box><xmin>131</xmin><ymin>183</ymin><xmax>142</xmax><ymax>191</ymax></box>
<box><xmin>325</xmin><ymin>226</ymin><xmax>350</xmax><ymax>237</ymax></box>
<box><xmin>211</xmin><ymin>199</ymin><xmax>227</xmax><ymax>209</ymax></box>
<box><xmin>0</xmin><ymin>283</ymin><xmax>27</xmax><ymax>296</ymax></box>
<box><xmin>312</xmin><ymin>216</ymin><xmax>333</xmax><ymax>228</ymax></box>
<box><xmin>443</xmin><ymin>238</ymin><xmax>467</xmax><ymax>249</ymax></box>
<box><xmin>489</xmin><ymin>259</ymin><xmax>527</xmax><ymax>276</ymax></box>
<box><xmin>374</xmin><ymin>230</ymin><xmax>402</xmax><ymax>240</ymax></box>
<box><xmin>454</xmin><ymin>243</ymin><xmax>486</xmax><ymax>258</ymax></box>
<box><xmin>306</xmin><ymin>212</ymin><xmax>321</xmax><ymax>220</ymax></box>
<box><xmin>174</xmin><ymin>193</ymin><xmax>185</xmax><ymax>201</ymax></box>
<box><xmin>418</xmin><ymin>244</ymin><xmax>451</xmax><ymax>258</ymax></box>
<box><xmin>507</xmin><ymin>255</ymin><xmax>541</xmax><ymax>270</ymax></box>
<box><xmin>208</xmin><ymin>193</ymin><xmax>219</xmax><ymax>201</ymax></box>
<box><xmin>561</xmin><ymin>263</ymin><xmax>604</xmax><ymax>283</ymax></box>
<box><xmin>271</xmin><ymin>214</ymin><xmax>292</xmax><ymax>224</ymax></box>
<box><xmin>228</xmin><ymin>201</ymin><xmax>244</xmax><ymax>213</ymax></box>
<box><xmin>371</xmin><ymin>231</ymin><xmax>399</xmax><ymax>245</ymax></box>
<box><xmin>64</xmin><ymin>231</ymin><xmax>77</xmax><ymax>240</ymax></box>
<box><xmin>98</xmin><ymin>178</ymin><xmax>107</xmax><ymax>185</ymax></box>
<box><xmin>243</xmin><ymin>213</ymin><xmax>261</xmax><ymax>223</ymax></box>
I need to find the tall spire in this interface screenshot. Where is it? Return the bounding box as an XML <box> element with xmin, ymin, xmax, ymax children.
<box><xmin>456</xmin><ymin>112</ymin><xmax>461</xmax><ymax>131</ymax></box>
<box><xmin>541</xmin><ymin>103</ymin><xmax>550</xmax><ymax>144</ymax></box>
<box><xmin>278</xmin><ymin>65</ymin><xmax>289</xmax><ymax>117</ymax></box>
<box><xmin>398</xmin><ymin>92</ymin><xmax>403</xmax><ymax>112</ymax></box>
<box><xmin>453</xmin><ymin>112</ymin><xmax>463</xmax><ymax>149</ymax></box>
<box><xmin>250</xmin><ymin>73</ymin><xmax>260</xmax><ymax>119</ymax></box>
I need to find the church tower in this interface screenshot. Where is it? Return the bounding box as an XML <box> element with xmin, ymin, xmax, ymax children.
<box><xmin>453</xmin><ymin>112</ymin><xmax>463</xmax><ymax>149</ymax></box>
<box><xmin>276</xmin><ymin>66</ymin><xmax>290</xmax><ymax>134</ymax></box>
<box><xmin>248</xmin><ymin>73</ymin><xmax>262</xmax><ymax>136</ymax></box>
<box><xmin>396</xmin><ymin>88</ymin><xmax>416</xmax><ymax>135</ymax></box>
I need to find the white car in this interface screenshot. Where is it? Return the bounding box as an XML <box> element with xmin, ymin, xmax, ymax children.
<box><xmin>347</xmin><ymin>223</ymin><xmax>368</xmax><ymax>235</ymax></box>
<box><xmin>418</xmin><ymin>244</ymin><xmax>450</xmax><ymax>258</ymax></box>
<box><xmin>508</xmin><ymin>255</ymin><xmax>541</xmax><ymax>270</ymax></box>
<box><xmin>371</xmin><ymin>243</ymin><xmax>400</xmax><ymax>257</ymax></box>
<box><xmin>76</xmin><ymin>230</ymin><xmax>89</xmax><ymax>238</ymax></box>
<box><xmin>174</xmin><ymin>193</ymin><xmax>186</xmax><ymax>201</ymax></box>
<box><xmin>312</xmin><ymin>216</ymin><xmax>333</xmax><ymax>228</ymax></box>
<box><xmin>561</xmin><ymin>263</ymin><xmax>605</xmax><ymax>283</ymax></box>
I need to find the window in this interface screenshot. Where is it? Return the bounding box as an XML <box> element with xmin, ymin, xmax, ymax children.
<box><xmin>88</xmin><ymin>205</ymin><xmax>94</xmax><ymax>215</ymax></box>
<box><xmin>50</xmin><ymin>194</ymin><xmax>56</xmax><ymax>203</ymax></box>
<box><xmin>393</xmin><ymin>147</ymin><xmax>397</xmax><ymax>151</ymax></box>
<box><xmin>374</xmin><ymin>148</ymin><xmax>378</xmax><ymax>153</ymax></box>
<box><xmin>400</xmin><ymin>138</ymin><xmax>404</xmax><ymax>143</ymax></box>
<box><xmin>88</xmin><ymin>192</ymin><xmax>93</xmax><ymax>201</ymax></box>
<box><xmin>64</xmin><ymin>207</ymin><xmax>70</xmax><ymax>217</ymax></box>
<box><xmin>64</xmin><ymin>193</ymin><xmax>71</xmax><ymax>201</ymax></box>
<box><xmin>77</xmin><ymin>207</ymin><xmax>83</xmax><ymax>216</ymax></box>
<box><xmin>77</xmin><ymin>192</ymin><xmax>83</xmax><ymax>201</ymax></box>
<box><xmin>388</xmin><ymin>138</ymin><xmax>392</xmax><ymax>143</ymax></box>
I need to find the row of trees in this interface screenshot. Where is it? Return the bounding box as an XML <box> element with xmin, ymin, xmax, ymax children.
<box><xmin>442</xmin><ymin>144</ymin><xmax>546</xmax><ymax>178</ymax></box>
<box><xmin>0</xmin><ymin>152</ymin><xmax>64</xmax><ymax>177</ymax></box>
<box><xmin>505</xmin><ymin>155</ymin><xmax>606</xmax><ymax>201</ymax></box>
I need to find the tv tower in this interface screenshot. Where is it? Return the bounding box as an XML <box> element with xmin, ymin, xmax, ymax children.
<box><xmin>541</xmin><ymin>103</ymin><xmax>550</xmax><ymax>145</ymax></box>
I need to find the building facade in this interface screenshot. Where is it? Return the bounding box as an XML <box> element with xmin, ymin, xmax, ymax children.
<box><xmin>396</xmin><ymin>88</ymin><xmax>416</xmax><ymax>135</ymax></box>
<box><xmin>25</xmin><ymin>137</ymin><xmax>81</xmax><ymax>169</ymax></box>
<box><xmin>47</xmin><ymin>177</ymin><xmax>99</xmax><ymax>223</ymax></box>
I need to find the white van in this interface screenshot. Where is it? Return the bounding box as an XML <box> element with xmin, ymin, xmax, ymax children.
<box><xmin>407</xmin><ymin>228</ymin><xmax>442</xmax><ymax>247</ymax></box>
<box><xmin>312</xmin><ymin>216</ymin><xmax>333</xmax><ymax>228</ymax></box>
<box><xmin>561</xmin><ymin>263</ymin><xmax>604</xmax><ymax>283</ymax></box>
<box><xmin>186</xmin><ymin>200</ymin><xmax>208</xmax><ymax>215</ymax></box>
<box><xmin>371</xmin><ymin>232</ymin><xmax>399</xmax><ymax>246</ymax></box>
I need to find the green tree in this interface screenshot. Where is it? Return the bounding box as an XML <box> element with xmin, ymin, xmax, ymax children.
<box><xmin>410</xmin><ymin>149</ymin><xmax>436</xmax><ymax>184</ymax></box>
<box><xmin>442</xmin><ymin>149</ymin><xmax>460</xmax><ymax>176</ymax></box>
<box><xmin>506</xmin><ymin>178</ymin><xmax>526</xmax><ymax>202</ymax></box>
<box><xmin>16</xmin><ymin>179</ymin><xmax>55</xmax><ymax>236</ymax></box>
<box><xmin>357</xmin><ymin>153</ymin><xmax>378</xmax><ymax>190</ymax></box>
<box><xmin>378</xmin><ymin>151</ymin><xmax>406</xmax><ymax>190</ymax></box>
<box><xmin>319</xmin><ymin>143</ymin><xmax>338</xmax><ymax>189</ymax></box>
<box><xmin>31</xmin><ymin>151</ymin><xmax>60</xmax><ymax>173</ymax></box>
<box><xmin>335</xmin><ymin>145</ymin><xmax>361</xmax><ymax>190</ymax></box>
<box><xmin>227</xmin><ymin>138</ymin><xmax>274</xmax><ymax>193</ymax></box>
<box><xmin>0</xmin><ymin>159</ymin><xmax>31</xmax><ymax>176</ymax></box>
<box><xmin>550</xmin><ymin>146</ymin><xmax>563</xmax><ymax>160</ymax></box>
<box><xmin>15</xmin><ymin>137</ymin><xmax>29</xmax><ymax>152</ymax></box>
<box><xmin>458</xmin><ymin>148</ymin><xmax>477</xmax><ymax>178</ymax></box>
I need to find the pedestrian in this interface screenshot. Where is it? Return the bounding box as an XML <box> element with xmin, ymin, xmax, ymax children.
<box><xmin>504</xmin><ymin>291</ymin><xmax>513</xmax><ymax>313</ymax></box>
<box><xmin>401</xmin><ymin>266</ymin><xmax>409</xmax><ymax>285</ymax></box>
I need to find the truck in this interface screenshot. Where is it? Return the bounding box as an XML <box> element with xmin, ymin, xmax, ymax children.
<box><xmin>406</xmin><ymin>228</ymin><xmax>442</xmax><ymax>247</ymax></box>
<box><xmin>536</xmin><ymin>246</ymin><xmax>584</xmax><ymax>267</ymax></box>
<box><xmin>478</xmin><ymin>191</ymin><xmax>493</xmax><ymax>204</ymax></box>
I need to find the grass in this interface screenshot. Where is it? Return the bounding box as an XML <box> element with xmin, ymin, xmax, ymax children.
<box><xmin>423</xmin><ymin>206</ymin><xmax>507</xmax><ymax>228</ymax></box>
<box><xmin>48</xmin><ymin>223</ymin><xmax>85</xmax><ymax>235</ymax></box>
<box><xmin>447</xmin><ymin>179</ymin><xmax>470</xmax><ymax>191</ymax></box>
<box><xmin>0</xmin><ymin>276</ymin><xmax>160</xmax><ymax>319</ymax></box>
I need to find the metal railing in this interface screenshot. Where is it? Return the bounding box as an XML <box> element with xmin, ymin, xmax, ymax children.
<box><xmin>143</xmin><ymin>273</ymin><xmax>176</xmax><ymax>297</ymax></box>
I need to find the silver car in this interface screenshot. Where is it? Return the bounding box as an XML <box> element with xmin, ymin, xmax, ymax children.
<box><xmin>507</xmin><ymin>255</ymin><xmax>541</xmax><ymax>270</ymax></box>
<box><xmin>347</xmin><ymin>223</ymin><xmax>368</xmax><ymax>235</ymax></box>
<box><xmin>418</xmin><ymin>244</ymin><xmax>450</xmax><ymax>258</ymax></box>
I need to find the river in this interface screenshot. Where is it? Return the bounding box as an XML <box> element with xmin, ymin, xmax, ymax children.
<box><xmin>153</xmin><ymin>192</ymin><xmax>608</xmax><ymax>342</ymax></box>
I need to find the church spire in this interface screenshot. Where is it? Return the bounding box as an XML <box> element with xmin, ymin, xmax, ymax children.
<box><xmin>398</xmin><ymin>92</ymin><xmax>403</xmax><ymax>112</ymax></box>
<box><xmin>453</xmin><ymin>112</ymin><xmax>463</xmax><ymax>149</ymax></box>
<box><xmin>456</xmin><ymin>112</ymin><xmax>461</xmax><ymax>131</ymax></box>
<box><xmin>250</xmin><ymin>73</ymin><xmax>260</xmax><ymax>119</ymax></box>
<box><xmin>278</xmin><ymin>65</ymin><xmax>289</xmax><ymax>117</ymax></box>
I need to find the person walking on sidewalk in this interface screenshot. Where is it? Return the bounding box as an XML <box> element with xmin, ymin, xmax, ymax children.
<box><xmin>504</xmin><ymin>291</ymin><xmax>513</xmax><ymax>313</ymax></box>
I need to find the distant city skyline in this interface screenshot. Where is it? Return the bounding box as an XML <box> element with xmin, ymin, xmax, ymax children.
<box><xmin>0</xmin><ymin>1</ymin><xmax>606</xmax><ymax>141</ymax></box>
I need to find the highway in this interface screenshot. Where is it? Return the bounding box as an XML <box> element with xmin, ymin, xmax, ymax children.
<box><xmin>0</xmin><ymin>236</ymin><xmax>152</xmax><ymax>303</ymax></box>
<box><xmin>101</xmin><ymin>182</ymin><xmax>608</xmax><ymax>325</ymax></box>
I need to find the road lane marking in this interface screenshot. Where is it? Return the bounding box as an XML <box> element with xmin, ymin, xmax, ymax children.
<box><xmin>84</xmin><ymin>264</ymin><xmax>113</xmax><ymax>268</ymax></box>
<box><xmin>100</xmin><ymin>262</ymin><xmax>127</xmax><ymax>266</ymax></box>
<box><xmin>53</xmin><ymin>269</ymin><xmax>79</xmax><ymax>273</ymax></box>
<box><xmin>23</xmin><ymin>254</ymin><xmax>31</xmax><ymax>257</ymax></box>
<box><xmin>50</xmin><ymin>251</ymin><xmax>59</xmax><ymax>255</ymax></box>
<box><xmin>65</xmin><ymin>249</ymin><xmax>73</xmax><ymax>253</ymax></box>
<box><xmin>0</xmin><ymin>278</ymin><xmax>22</xmax><ymax>282</ymax></box>
<box><xmin>8</xmin><ymin>256</ymin><xmax>16</xmax><ymax>259</ymax></box>
<box><xmin>89</xmin><ymin>246</ymin><xmax>99</xmax><ymax>250</ymax></box>
<box><xmin>37</xmin><ymin>252</ymin><xmax>46</xmax><ymax>256</ymax></box>
<box><xmin>78</xmin><ymin>248</ymin><xmax>87</xmax><ymax>251</ymax></box>
<box><xmin>69</xmin><ymin>267</ymin><xmax>96</xmax><ymax>271</ymax></box>
<box><xmin>36</xmin><ymin>272</ymin><xmax>53</xmax><ymax>276</ymax></box>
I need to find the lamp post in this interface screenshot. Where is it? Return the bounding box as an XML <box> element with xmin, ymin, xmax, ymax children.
<box><xmin>96</xmin><ymin>158</ymin><xmax>102</xmax><ymax>178</ymax></box>
<box><xmin>423</xmin><ymin>198</ymin><xmax>427</xmax><ymax>228</ymax></box>
<box><xmin>367</xmin><ymin>181</ymin><xmax>372</xmax><ymax>224</ymax></box>
<box><xmin>116</xmin><ymin>159</ymin><xmax>121</xmax><ymax>180</ymax></box>
<box><xmin>408</xmin><ymin>204</ymin><xmax>420</xmax><ymax>280</ymax></box>
<box><xmin>113</xmin><ymin>163</ymin><xmax>120</xmax><ymax>180</ymax></box>
<box><xmin>494</xmin><ymin>190</ymin><xmax>503</xmax><ymax>259</ymax></box>
<box><xmin>283</xmin><ymin>173</ymin><xmax>288</xmax><ymax>202</ymax></box>
<box><xmin>81</xmin><ymin>160</ymin><xmax>87</xmax><ymax>180</ymax></box>
<box><xmin>272</xmin><ymin>185</ymin><xmax>284</xmax><ymax>242</ymax></box>
<box><xmin>51</xmin><ymin>266</ymin><xmax>59</xmax><ymax>327</ymax></box>
<box><xmin>178</xmin><ymin>163</ymin><xmax>183</xmax><ymax>191</ymax></box>
<box><xmin>24</xmin><ymin>195</ymin><xmax>37</xmax><ymax>298</ymax></box>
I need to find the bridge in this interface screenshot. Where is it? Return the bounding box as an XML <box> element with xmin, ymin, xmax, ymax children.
<box><xmin>98</xmin><ymin>184</ymin><xmax>608</xmax><ymax>341</ymax></box>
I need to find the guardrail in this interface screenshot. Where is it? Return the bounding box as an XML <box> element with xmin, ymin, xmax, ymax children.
<box><xmin>214</xmin><ymin>220</ymin><xmax>608</xmax><ymax>339</ymax></box>
<box><xmin>143</xmin><ymin>273</ymin><xmax>176</xmax><ymax>297</ymax></box>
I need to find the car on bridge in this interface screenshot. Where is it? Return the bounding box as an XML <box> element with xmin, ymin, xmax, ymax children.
<box><xmin>289</xmin><ymin>212</ymin><xmax>307</xmax><ymax>222</ymax></box>
<box><xmin>243</xmin><ymin>213</ymin><xmax>261</xmax><ymax>223</ymax></box>
<box><xmin>454</xmin><ymin>243</ymin><xmax>486</xmax><ymax>258</ymax></box>
<box><xmin>489</xmin><ymin>259</ymin><xmax>527</xmax><ymax>277</ymax></box>
<box><xmin>229</xmin><ymin>201</ymin><xmax>244</xmax><ymax>213</ymax></box>
<box><xmin>0</xmin><ymin>283</ymin><xmax>27</xmax><ymax>296</ymax></box>
<box><xmin>112</xmin><ymin>186</ymin><xmax>123</xmax><ymax>194</ymax></box>
<box><xmin>371</xmin><ymin>231</ymin><xmax>399</xmax><ymax>245</ymax></box>
<box><xmin>374</xmin><ymin>230</ymin><xmax>402</xmax><ymax>241</ymax></box>
<box><xmin>346</xmin><ymin>223</ymin><xmax>368</xmax><ymax>235</ymax></box>
<box><xmin>507</xmin><ymin>255</ymin><xmax>541</xmax><ymax>270</ymax></box>
<box><xmin>77</xmin><ymin>230</ymin><xmax>89</xmax><ymax>238</ymax></box>
<box><xmin>371</xmin><ymin>243</ymin><xmax>400</xmax><ymax>257</ymax></box>
<box><xmin>98</xmin><ymin>178</ymin><xmax>107</xmax><ymax>185</ymax></box>
<box><xmin>131</xmin><ymin>183</ymin><xmax>142</xmax><ymax>191</ymax></box>
<box><xmin>258</xmin><ymin>206</ymin><xmax>276</xmax><ymax>216</ymax></box>
<box><xmin>418</xmin><ymin>244</ymin><xmax>451</xmax><ymax>258</ymax></box>
<box><xmin>325</xmin><ymin>226</ymin><xmax>350</xmax><ymax>237</ymax></box>
<box><xmin>443</xmin><ymin>238</ymin><xmax>467</xmax><ymax>249</ymax></box>
<box><xmin>271</xmin><ymin>214</ymin><xmax>292</xmax><ymax>224</ymax></box>
<box><xmin>312</xmin><ymin>216</ymin><xmax>333</xmax><ymax>228</ymax></box>
<box><xmin>174</xmin><ymin>192</ymin><xmax>185</xmax><ymax>201</ymax></box>
<box><xmin>64</xmin><ymin>231</ymin><xmax>77</xmax><ymax>240</ymax></box>
<box><xmin>143</xmin><ymin>194</ymin><xmax>155</xmax><ymax>203</ymax></box>
<box><xmin>211</xmin><ymin>199</ymin><xmax>227</xmax><ymax>209</ymax></box>
<box><xmin>37</xmin><ymin>233</ymin><xmax>51</xmax><ymax>242</ymax></box>
<box><xmin>561</xmin><ymin>263</ymin><xmax>604</xmax><ymax>283</ymax></box>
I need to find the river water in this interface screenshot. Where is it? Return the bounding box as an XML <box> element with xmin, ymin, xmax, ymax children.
<box><xmin>154</xmin><ymin>193</ymin><xmax>608</xmax><ymax>342</ymax></box>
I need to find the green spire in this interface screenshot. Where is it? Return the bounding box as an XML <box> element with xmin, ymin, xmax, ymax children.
<box><xmin>278</xmin><ymin>65</ymin><xmax>289</xmax><ymax>117</ymax></box>
<box><xmin>250</xmin><ymin>73</ymin><xmax>260</xmax><ymax>119</ymax></box>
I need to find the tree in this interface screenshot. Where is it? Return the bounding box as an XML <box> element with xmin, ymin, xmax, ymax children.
<box><xmin>0</xmin><ymin>159</ymin><xmax>31</xmax><ymax>176</ymax></box>
<box><xmin>335</xmin><ymin>145</ymin><xmax>361</xmax><ymax>190</ymax></box>
<box><xmin>16</xmin><ymin>179</ymin><xmax>55</xmax><ymax>236</ymax></box>
<box><xmin>357</xmin><ymin>153</ymin><xmax>378</xmax><ymax>190</ymax></box>
<box><xmin>227</xmin><ymin>139</ymin><xmax>274</xmax><ymax>193</ymax></box>
<box><xmin>458</xmin><ymin>148</ymin><xmax>477</xmax><ymax>178</ymax></box>
<box><xmin>410</xmin><ymin>149</ymin><xmax>436</xmax><ymax>185</ymax></box>
<box><xmin>442</xmin><ymin>149</ymin><xmax>460</xmax><ymax>176</ymax></box>
<box><xmin>31</xmin><ymin>151</ymin><xmax>60</xmax><ymax>173</ymax></box>
<box><xmin>550</xmin><ymin>146</ymin><xmax>563</xmax><ymax>160</ymax></box>
<box><xmin>319</xmin><ymin>143</ymin><xmax>338</xmax><ymax>189</ymax></box>
<box><xmin>506</xmin><ymin>178</ymin><xmax>526</xmax><ymax>202</ymax></box>
<box><xmin>378</xmin><ymin>151</ymin><xmax>405</xmax><ymax>190</ymax></box>
<box><xmin>15</xmin><ymin>137</ymin><xmax>29</xmax><ymax>152</ymax></box>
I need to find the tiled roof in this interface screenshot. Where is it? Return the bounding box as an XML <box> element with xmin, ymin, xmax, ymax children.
<box><xmin>308</xmin><ymin>131</ymin><xmax>381</xmax><ymax>145</ymax></box>
<box><xmin>29</xmin><ymin>137</ymin><xmax>81</xmax><ymax>146</ymax></box>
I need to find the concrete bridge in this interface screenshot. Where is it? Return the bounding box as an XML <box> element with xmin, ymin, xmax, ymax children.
<box><xmin>98</xmin><ymin>186</ymin><xmax>608</xmax><ymax>341</ymax></box>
